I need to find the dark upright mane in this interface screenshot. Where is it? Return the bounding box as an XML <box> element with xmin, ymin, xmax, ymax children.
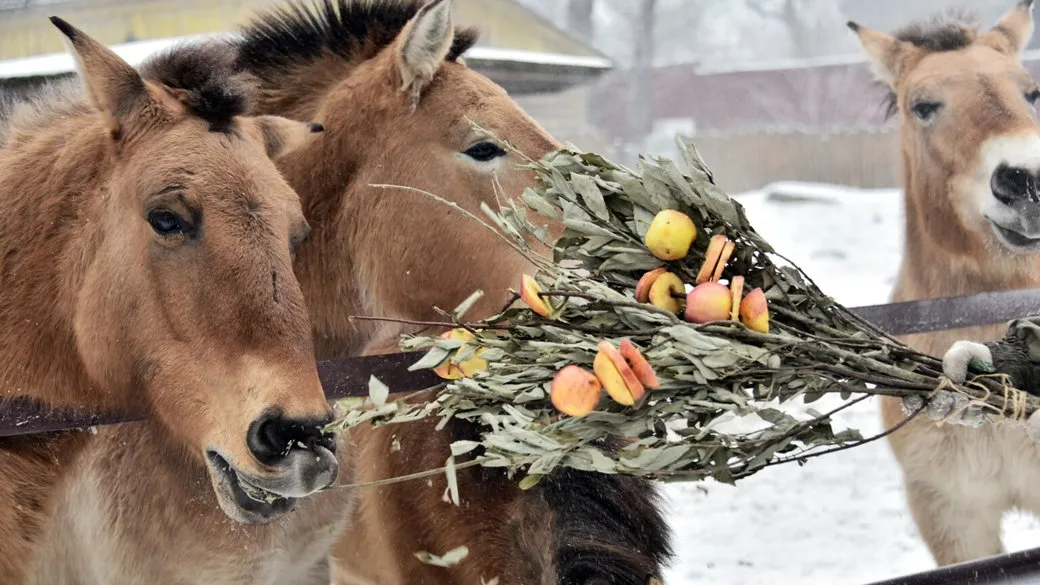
<box><xmin>234</xmin><ymin>0</ymin><xmax>478</xmax><ymax>82</ymax></box>
<box><xmin>881</xmin><ymin>10</ymin><xmax>978</xmax><ymax>119</ymax></box>
<box><xmin>542</xmin><ymin>470</ymin><xmax>673</xmax><ymax>585</ymax></box>
<box><xmin>894</xmin><ymin>10</ymin><xmax>977</xmax><ymax>53</ymax></box>
<box><xmin>138</xmin><ymin>40</ymin><xmax>254</xmax><ymax>133</ymax></box>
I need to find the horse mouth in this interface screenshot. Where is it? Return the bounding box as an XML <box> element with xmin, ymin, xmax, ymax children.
<box><xmin>206</xmin><ymin>451</ymin><xmax>297</xmax><ymax>524</ymax></box>
<box><xmin>991</xmin><ymin>223</ymin><xmax>1040</xmax><ymax>251</ymax></box>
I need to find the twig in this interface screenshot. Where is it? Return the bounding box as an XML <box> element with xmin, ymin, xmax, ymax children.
<box><xmin>328</xmin><ymin>457</ymin><xmax>490</xmax><ymax>490</ymax></box>
<box><xmin>744</xmin><ymin>401</ymin><xmax>926</xmax><ymax>475</ymax></box>
<box><xmin>350</xmin><ymin>315</ymin><xmax>463</xmax><ymax>329</ymax></box>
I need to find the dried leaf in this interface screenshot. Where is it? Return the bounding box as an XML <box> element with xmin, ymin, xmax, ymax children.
<box><xmin>409</xmin><ymin>345</ymin><xmax>452</xmax><ymax>371</ymax></box>
<box><xmin>368</xmin><ymin>376</ymin><xmax>389</xmax><ymax>407</ymax></box>
<box><xmin>444</xmin><ymin>456</ymin><xmax>460</xmax><ymax>506</ymax></box>
<box><xmin>518</xmin><ymin>474</ymin><xmax>543</xmax><ymax>490</ymax></box>
<box><xmin>572</xmin><ymin>173</ymin><xmax>611</xmax><ymax>221</ymax></box>
<box><xmin>454</xmin><ymin>290</ymin><xmax>484</xmax><ymax>321</ymax></box>
<box><xmin>415</xmin><ymin>545</ymin><xmax>470</xmax><ymax>568</ymax></box>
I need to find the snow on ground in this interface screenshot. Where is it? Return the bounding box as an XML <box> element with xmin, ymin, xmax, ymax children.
<box><xmin>660</xmin><ymin>181</ymin><xmax>1040</xmax><ymax>585</ymax></box>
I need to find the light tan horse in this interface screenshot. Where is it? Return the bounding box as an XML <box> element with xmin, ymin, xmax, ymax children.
<box><xmin>850</xmin><ymin>0</ymin><xmax>1040</xmax><ymax>565</ymax></box>
<box><xmin>35</xmin><ymin>1</ymin><xmax>673</xmax><ymax>584</ymax></box>
<box><xmin>0</xmin><ymin>17</ymin><xmax>339</xmax><ymax>584</ymax></box>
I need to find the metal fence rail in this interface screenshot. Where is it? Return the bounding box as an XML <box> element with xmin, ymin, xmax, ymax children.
<box><xmin>6</xmin><ymin>286</ymin><xmax>1040</xmax><ymax>437</ymax></box>
<box><xmin>866</xmin><ymin>547</ymin><xmax>1040</xmax><ymax>585</ymax></box>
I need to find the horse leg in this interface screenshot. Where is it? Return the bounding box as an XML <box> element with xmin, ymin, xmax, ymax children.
<box><xmin>904</xmin><ymin>477</ymin><xmax>1005</xmax><ymax>565</ymax></box>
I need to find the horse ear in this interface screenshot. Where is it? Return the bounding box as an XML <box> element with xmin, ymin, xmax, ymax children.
<box><xmin>49</xmin><ymin>17</ymin><xmax>153</xmax><ymax>138</ymax></box>
<box><xmin>847</xmin><ymin>21</ymin><xmax>914</xmax><ymax>89</ymax></box>
<box><xmin>254</xmin><ymin>115</ymin><xmax>324</xmax><ymax>161</ymax></box>
<box><xmin>394</xmin><ymin>0</ymin><xmax>455</xmax><ymax>108</ymax></box>
<box><xmin>982</xmin><ymin>0</ymin><xmax>1035</xmax><ymax>56</ymax></box>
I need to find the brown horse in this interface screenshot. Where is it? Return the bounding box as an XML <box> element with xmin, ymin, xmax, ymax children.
<box><xmin>0</xmin><ymin>17</ymin><xmax>340</xmax><ymax>584</ymax></box>
<box><xmin>850</xmin><ymin>0</ymin><xmax>1040</xmax><ymax>566</ymax></box>
<box><xmin>34</xmin><ymin>1</ymin><xmax>672</xmax><ymax>584</ymax></box>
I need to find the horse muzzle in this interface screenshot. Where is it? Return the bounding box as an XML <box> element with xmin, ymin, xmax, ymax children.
<box><xmin>205</xmin><ymin>444</ymin><xmax>339</xmax><ymax>524</ymax></box>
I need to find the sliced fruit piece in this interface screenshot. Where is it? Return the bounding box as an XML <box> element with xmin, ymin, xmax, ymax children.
<box><xmin>711</xmin><ymin>240</ymin><xmax>736</xmax><ymax>282</ymax></box>
<box><xmin>520</xmin><ymin>274</ymin><xmax>553</xmax><ymax>317</ymax></box>
<box><xmin>729</xmin><ymin>275</ymin><xmax>745</xmax><ymax>322</ymax></box>
<box><xmin>550</xmin><ymin>365</ymin><xmax>602</xmax><ymax>417</ymax></box>
<box><xmin>648</xmin><ymin>271</ymin><xmax>685</xmax><ymax>314</ymax></box>
<box><xmin>696</xmin><ymin>234</ymin><xmax>729</xmax><ymax>284</ymax></box>
<box><xmin>635</xmin><ymin>268</ymin><xmax>667</xmax><ymax>303</ymax></box>
<box><xmin>620</xmin><ymin>338</ymin><xmax>660</xmax><ymax>389</ymax></box>
<box><xmin>594</xmin><ymin>350</ymin><xmax>634</xmax><ymax>405</ymax></box>
<box><xmin>685</xmin><ymin>281</ymin><xmax>732</xmax><ymax>324</ymax></box>
<box><xmin>598</xmin><ymin>340</ymin><xmax>646</xmax><ymax>403</ymax></box>
<box><xmin>740</xmin><ymin>287</ymin><xmax>770</xmax><ymax>333</ymax></box>
<box><xmin>644</xmin><ymin>209</ymin><xmax>697</xmax><ymax>260</ymax></box>
<box><xmin>433</xmin><ymin>329</ymin><xmax>488</xmax><ymax>380</ymax></box>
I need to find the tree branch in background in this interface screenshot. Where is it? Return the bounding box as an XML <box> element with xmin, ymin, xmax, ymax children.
<box><xmin>627</xmin><ymin>0</ymin><xmax>657</xmax><ymax>156</ymax></box>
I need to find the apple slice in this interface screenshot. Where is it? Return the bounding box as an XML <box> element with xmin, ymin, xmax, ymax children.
<box><xmin>520</xmin><ymin>274</ymin><xmax>553</xmax><ymax>317</ymax></box>
<box><xmin>597</xmin><ymin>340</ymin><xmax>645</xmax><ymax>403</ymax></box>
<box><xmin>648</xmin><ymin>272</ymin><xmax>684</xmax><ymax>314</ymax></box>
<box><xmin>620</xmin><ymin>338</ymin><xmax>660</xmax><ymax>389</ymax></box>
<box><xmin>551</xmin><ymin>365</ymin><xmax>602</xmax><ymax>417</ymax></box>
<box><xmin>729</xmin><ymin>275</ymin><xmax>745</xmax><ymax>322</ymax></box>
<box><xmin>696</xmin><ymin>234</ymin><xmax>729</xmax><ymax>284</ymax></box>
<box><xmin>740</xmin><ymin>287</ymin><xmax>770</xmax><ymax>333</ymax></box>
<box><xmin>594</xmin><ymin>350</ymin><xmax>633</xmax><ymax>405</ymax></box>
<box><xmin>635</xmin><ymin>268</ymin><xmax>667</xmax><ymax>303</ymax></box>
<box><xmin>711</xmin><ymin>239</ymin><xmax>736</xmax><ymax>282</ymax></box>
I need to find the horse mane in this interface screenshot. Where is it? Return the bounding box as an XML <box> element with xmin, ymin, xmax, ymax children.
<box><xmin>880</xmin><ymin>10</ymin><xmax>979</xmax><ymax>119</ymax></box>
<box><xmin>541</xmin><ymin>469</ymin><xmax>673</xmax><ymax>584</ymax></box>
<box><xmin>0</xmin><ymin>77</ymin><xmax>87</xmax><ymax>147</ymax></box>
<box><xmin>234</xmin><ymin>0</ymin><xmax>479</xmax><ymax>82</ymax></box>
<box><xmin>137</xmin><ymin>39</ymin><xmax>255</xmax><ymax>133</ymax></box>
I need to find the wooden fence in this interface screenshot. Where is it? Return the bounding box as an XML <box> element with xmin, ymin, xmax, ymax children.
<box><xmin>688</xmin><ymin>129</ymin><xmax>901</xmax><ymax>194</ymax></box>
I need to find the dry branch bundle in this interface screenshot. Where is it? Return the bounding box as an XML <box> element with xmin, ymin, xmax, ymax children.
<box><xmin>329</xmin><ymin>138</ymin><xmax>1038</xmax><ymax>489</ymax></box>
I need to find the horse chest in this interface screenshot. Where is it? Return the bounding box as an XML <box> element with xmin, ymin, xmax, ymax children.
<box><xmin>31</xmin><ymin>433</ymin><xmax>355</xmax><ymax>585</ymax></box>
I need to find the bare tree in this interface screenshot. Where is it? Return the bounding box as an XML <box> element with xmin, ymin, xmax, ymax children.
<box><xmin>627</xmin><ymin>0</ymin><xmax>657</xmax><ymax>154</ymax></box>
<box><xmin>566</xmin><ymin>0</ymin><xmax>595</xmax><ymax>44</ymax></box>
<box><xmin>747</xmin><ymin>0</ymin><xmax>853</xmax><ymax>59</ymax></box>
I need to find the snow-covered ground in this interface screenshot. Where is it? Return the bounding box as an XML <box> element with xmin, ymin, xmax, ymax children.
<box><xmin>660</xmin><ymin>181</ymin><xmax>1040</xmax><ymax>585</ymax></box>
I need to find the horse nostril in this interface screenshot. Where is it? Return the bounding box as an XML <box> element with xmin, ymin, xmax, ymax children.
<box><xmin>991</xmin><ymin>164</ymin><xmax>1036</xmax><ymax>204</ymax></box>
<box><xmin>247</xmin><ymin>412</ymin><xmax>336</xmax><ymax>466</ymax></box>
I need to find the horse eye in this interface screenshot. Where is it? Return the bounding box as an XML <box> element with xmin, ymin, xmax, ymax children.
<box><xmin>147</xmin><ymin>209</ymin><xmax>190</xmax><ymax>237</ymax></box>
<box><xmin>910</xmin><ymin>101</ymin><xmax>941</xmax><ymax>123</ymax></box>
<box><xmin>289</xmin><ymin>227</ymin><xmax>310</xmax><ymax>258</ymax></box>
<box><xmin>1027</xmin><ymin>89</ymin><xmax>1040</xmax><ymax>105</ymax></box>
<box><xmin>463</xmin><ymin>141</ymin><xmax>506</xmax><ymax>162</ymax></box>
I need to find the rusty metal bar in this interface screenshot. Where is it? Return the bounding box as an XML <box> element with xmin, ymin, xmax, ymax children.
<box><xmin>849</xmin><ymin>287</ymin><xmax>1040</xmax><ymax>337</ymax></box>
<box><xmin>864</xmin><ymin>546</ymin><xmax>1040</xmax><ymax>584</ymax></box>
<box><xmin>4</xmin><ymin>286</ymin><xmax>1040</xmax><ymax>438</ymax></box>
<box><xmin>0</xmin><ymin>351</ymin><xmax>440</xmax><ymax>438</ymax></box>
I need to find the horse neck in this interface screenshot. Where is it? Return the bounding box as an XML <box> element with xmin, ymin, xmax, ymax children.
<box><xmin>265</xmin><ymin>102</ymin><xmax>371</xmax><ymax>360</ymax></box>
<box><xmin>894</xmin><ymin>154</ymin><xmax>1040</xmax><ymax>303</ymax></box>
<box><xmin>0</xmin><ymin>111</ymin><xmax>115</xmax><ymax>411</ymax></box>
<box><xmin>252</xmin><ymin>57</ymin><xmax>354</xmax><ymax>124</ymax></box>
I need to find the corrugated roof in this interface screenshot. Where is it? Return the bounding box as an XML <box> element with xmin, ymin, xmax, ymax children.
<box><xmin>0</xmin><ymin>33</ymin><xmax>610</xmax><ymax>79</ymax></box>
<box><xmin>0</xmin><ymin>0</ymin><xmax>608</xmax><ymax>62</ymax></box>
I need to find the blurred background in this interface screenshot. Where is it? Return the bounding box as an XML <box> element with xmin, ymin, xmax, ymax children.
<box><xmin>1</xmin><ymin>1</ymin><xmax>1038</xmax><ymax>584</ymax></box>
<box><xmin>1</xmin><ymin>0</ymin><xmax>1034</xmax><ymax>193</ymax></box>
<box><xmin>0</xmin><ymin>0</ymin><xmax>1034</xmax><ymax>191</ymax></box>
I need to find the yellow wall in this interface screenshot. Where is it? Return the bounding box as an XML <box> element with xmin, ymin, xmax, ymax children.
<box><xmin>453</xmin><ymin>0</ymin><xmax>601</xmax><ymax>57</ymax></box>
<box><xmin>0</xmin><ymin>0</ymin><xmax>602</xmax><ymax>61</ymax></box>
